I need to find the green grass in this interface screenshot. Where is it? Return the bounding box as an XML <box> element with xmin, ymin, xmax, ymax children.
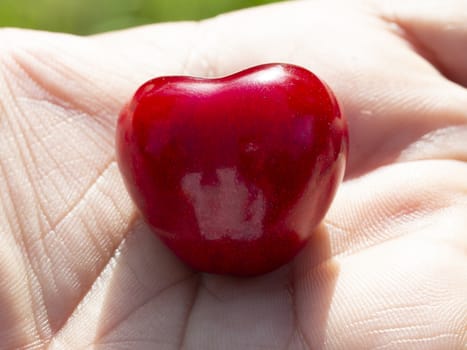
<box><xmin>0</xmin><ymin>0</ymin><xmax>282</xmax><ymax>35</ymax></box>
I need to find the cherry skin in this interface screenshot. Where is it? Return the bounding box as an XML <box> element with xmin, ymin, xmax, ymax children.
<box><xmin>116</xmin><ymin>63</ymin><xmax>348</xmax><ymax>276</ymax></box>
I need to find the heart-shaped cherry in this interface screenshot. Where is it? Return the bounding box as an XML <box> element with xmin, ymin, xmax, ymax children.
<box><xmin>116</xmin><ymin>63</ymin><xmax>348</xmax><ymax>276</ymax></box>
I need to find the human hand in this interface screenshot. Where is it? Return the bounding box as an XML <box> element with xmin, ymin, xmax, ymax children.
<box><xmin>1</xmin><ymin>0</ymin><xmax>466</xmax><ymax>348</ymax></box>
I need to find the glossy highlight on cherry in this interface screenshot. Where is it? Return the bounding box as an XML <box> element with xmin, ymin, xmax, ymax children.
<box><xmin>116</xmin><ymin>63</ymin><xmax>348</xmax><ymax>276</ymax></box>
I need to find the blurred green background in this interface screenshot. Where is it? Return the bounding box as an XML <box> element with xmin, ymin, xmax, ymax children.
<box><xmin>0</xmin><ymin>0</ymin><xmax>282</xmax><ymax>35</ymax></box>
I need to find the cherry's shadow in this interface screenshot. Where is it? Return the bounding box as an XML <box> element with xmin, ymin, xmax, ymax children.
<box><xmin>94</xmin><ymin>219</ymin><xmax>337</xmax><ymax>349</ymax></box>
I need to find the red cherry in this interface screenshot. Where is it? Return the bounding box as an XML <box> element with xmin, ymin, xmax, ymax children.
<box><xmin>116</xmin><ymin>63</ymin><xmax>348</xmax><ymax>276</ymax></box>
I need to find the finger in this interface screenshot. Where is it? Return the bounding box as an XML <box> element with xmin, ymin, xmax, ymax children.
<box><xmin>378</xmin><ymin>0</ymin><xmax>467</xmax><ymax>87</ymax></box>
<box><xmin>324</xmin><ymin>159</ymin><xmax>467</xmax><ymax>258</ymax></box>
<box><xmin>295</xmin><ymin>222</ymin><xmax>467</xmax><ymax>350</ymax></box>
<box><xmin>293</xmin><ymin>159</ymin><xmax>467</xmax><ymax>349</ymax></box>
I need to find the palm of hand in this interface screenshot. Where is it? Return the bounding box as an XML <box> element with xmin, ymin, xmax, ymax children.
<box><xmin>1</xmin><ymin>1</ymin><xmax>466</xmax><ymax>349</ymax></box>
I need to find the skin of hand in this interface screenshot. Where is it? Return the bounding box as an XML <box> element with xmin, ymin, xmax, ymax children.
<box><xmin>0</xmin><ymin>0</ymin><xmax>466</xmax><ymax>349</ymax></box>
